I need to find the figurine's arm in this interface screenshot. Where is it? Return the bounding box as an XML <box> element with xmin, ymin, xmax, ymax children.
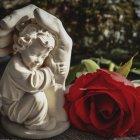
<box><xmin>19</xmin><ymin>68</ymin><xmax>53</xmax><ymax>93</ymax></box>
<box><xmin>9</xmin><ymin>60</ymin><xmax>54</xmax><ymax>93</ymax></box>
<box><xmin>34</xmin><ymin>8</ymin><xmax>72</xmax><ymax>85</ymax></box>
<box><xmin>29</xmin><ymin>67</ymin><xmax>54</xmax><ymax>92</ymax></box>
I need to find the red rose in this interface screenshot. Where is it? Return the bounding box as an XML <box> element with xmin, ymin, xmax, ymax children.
<box><xmin>64</xmin><ymin>69</ymin><xmax>140</xmax><ymax>138</ymax></box>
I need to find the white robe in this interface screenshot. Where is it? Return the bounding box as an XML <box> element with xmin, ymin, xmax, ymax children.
<box><xmin>0</xmin><ymin>54</ymin><xmax>56</xmax><ymax>130</ymax></box>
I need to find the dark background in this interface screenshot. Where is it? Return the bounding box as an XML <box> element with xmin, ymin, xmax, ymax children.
<box><xmin>0</xmin><ymin>0</ymin><xmax>140</xmax><ymax>65</ymax></box>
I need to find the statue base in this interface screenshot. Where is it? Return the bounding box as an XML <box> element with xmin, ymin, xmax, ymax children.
<box><xmin>1</xmin><ymin>117</ymin><xmax>70</xmax><ymax>139</ymax></box>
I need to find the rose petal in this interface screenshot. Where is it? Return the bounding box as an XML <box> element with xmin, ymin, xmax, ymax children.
<box><xmin>69</xmin><ymin>103</ymin><xmax>86</xmax><ymax>130</ymax></box>
<box><xmin>75</xmin><ymin>96</ymin><xmax>90</xmax><ymax>123</ymax></box>
<box><xmin>90</xmin><ymin>102</ymin><xmax>117</xmax><ymax>130</ymax></box>
<box><xmin>97</xmin><ymin>69</ymin><xmax>133</xmax><ymax>87</ymax></box>
<box><xmin>85</xmin><ymin>88</ymin><xmax>129</xmax><ymax>113</ymax></box>
<box><xmin>87</xmin><ymin>85</ymin><xmax>135</xmax><ymax>114</ymax></box>
<box><xmin>66</xmin><ymin>72</ymin><xmax>101</xmax><ymax>102</ymax></box>
<box><xmin>64</xmin><ymin>69</ymin><xmax>138</xmax><ymax>138</ymax></box>
<box><xmin>128</xmin><ymin>87</ymin><xmax>140</xmax><ymax>135</ymax></box>
<box><xmin>135</xmin><ymin>86</ymin><xmax>140</xmax><ymax>98</ymax></box>
<box><xmin>95</xmin><ymin>94</ymin><xmax>118</xmax><ymax>120</ymax></box>
<box><xmin>87</xmin><ymin>81</ymin><xmax>135</xmax><ymax>114</ymax></box>
<box><xmin>113</xmin><ymin>108</ymin><xmax>134</xmax><ymax>136</ymax></box>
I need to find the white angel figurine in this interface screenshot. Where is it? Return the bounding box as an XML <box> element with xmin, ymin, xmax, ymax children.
<box><xmin>0</xmin><ymin>5</ymin><xmax>72</xmax><ymax>139</ymax></box>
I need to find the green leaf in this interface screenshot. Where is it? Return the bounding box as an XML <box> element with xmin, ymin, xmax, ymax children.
<box><xmin>116</xmin><ymin>53</ymin><xmax>138</xmax><ymax>77</ymax></box>
<box><xmin>81</xmin><ymin>59</ymin><xmax>100</xmax><ymax>73</ymax></box>
<box><xmin>66</xmin><ymin>64</ymin><xmax>85</xmax><ymax>86</ymax></box>
<box><xmin>76</xmin><ymin>71</ymin><xmax>88</xmax><ymax>78</ymax></box>
<box><xmin>109</xmin><ymin>63</ymin><xmax>116</xmax><ymax>71</ymax></box>
<box><xmin>131</xmin><ymin>68</ymin><xmax>140</xmax><ymax>75</ymax></box>
<box><xmin>132</xmin><ymin>80</ymin><xmax>140</xmax><ymax>87</ymax></box>
<box><xmin>100</xmin><ymin>57</ymin><xmax>112</xmax><ymax>65</ymax></box>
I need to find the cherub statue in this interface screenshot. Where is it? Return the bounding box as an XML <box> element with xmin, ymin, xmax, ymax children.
<box><xmin>0</xmin><ymin>4</ymin><xmax>72</xmax><ymax>139</ymax></box>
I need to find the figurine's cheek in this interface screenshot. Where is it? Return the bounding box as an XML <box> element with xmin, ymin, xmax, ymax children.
<box><xmin>29</xmin><ymin>56</ymin><xmax>37</xmax><ymax>62</ymax></box>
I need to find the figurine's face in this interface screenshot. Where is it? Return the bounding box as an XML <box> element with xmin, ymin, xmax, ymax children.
<box><xmin>21</xmin><ymin>38</ymin><xmax>54</xmax><ymax>70</ymax></box>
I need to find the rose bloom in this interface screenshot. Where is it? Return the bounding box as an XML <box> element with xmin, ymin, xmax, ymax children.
<box><xmin>64</xmin><ymin>69</ymin><xmax>140</xmax><ymax>138</ymax></box>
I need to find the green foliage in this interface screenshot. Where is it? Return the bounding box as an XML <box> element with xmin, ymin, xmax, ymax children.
<box><xmin>66</xmin><ymin>59</ymin><xmax>100</xmax><ymax>85</ymax></box>
<box><xmin>66</xmin><ymin>55</ymin><xmax>140</xmax><ymax>85</ymax></box>
<box><xmin>81</xmin><ymin>59</ymin><xmax>100</xmax><ymax>73</ymax></box>
<box><xmin>116</xmin><ymin>53</ymin><xmax>138</xmax><ymax>77</ymax></box>
<box><xmin>66</xmin><ymin>64</ymin><xmax>85</xmax><ymax>86</ymax></box>
<box><xmin>132</xmin><ymin>80</ymin><xmax>140</xmax><ymax>87</ymax></box>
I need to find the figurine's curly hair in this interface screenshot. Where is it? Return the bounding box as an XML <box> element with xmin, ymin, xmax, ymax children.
<box><xmin>13</xmin><ymin>23</ymin><xmax>56</xmax><ymax>54</ymax></box>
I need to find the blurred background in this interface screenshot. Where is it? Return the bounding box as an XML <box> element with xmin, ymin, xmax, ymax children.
<box><xmin>0</xmin><ymin>0</ymin><xmax>140</xmax><ymax>79</ymax></box>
